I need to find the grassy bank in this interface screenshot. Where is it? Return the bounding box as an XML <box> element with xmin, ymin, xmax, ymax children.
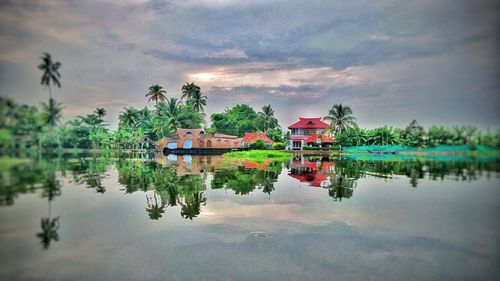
<box><xmin>223</xmin><ymin>150</ymin><xmax>292</xmax><ymax>161</ymax></box>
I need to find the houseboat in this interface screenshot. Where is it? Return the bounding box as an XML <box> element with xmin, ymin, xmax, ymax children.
<box><xmin>155</xmin><ymin>128</ymin><xmax>245</xmax><ymax>155</ymax></box>
<box><xmin>288</xmin><ymin>117</ymin><xmax>335</xmax><ymax>150</ymax></box>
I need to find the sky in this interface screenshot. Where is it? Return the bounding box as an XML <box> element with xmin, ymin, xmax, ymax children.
<box><xmin>0</xmin><ymin>0</ymin><xmax>499</xmax><ymax>130</ymax></box>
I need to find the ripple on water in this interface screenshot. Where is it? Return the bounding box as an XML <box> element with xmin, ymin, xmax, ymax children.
<box><xmin>252</xmin><ymin>232</ymin><xmax>273</xmax><ymax>238</ymax></box>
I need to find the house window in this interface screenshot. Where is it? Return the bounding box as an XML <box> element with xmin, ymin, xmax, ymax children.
<box><xmin>167</xmin><ymin>141</ymin><xmax>177</xmax><ymax>149</ymax></box>
<box><xmin>183</xmin><ymin>140</ymin><xmax>193</xmax><ymax>149</ymax></box>
<box><xmin>184</xmin><ymin>132</ymin><xmax>193</xmax><ymax>137</ymax></box>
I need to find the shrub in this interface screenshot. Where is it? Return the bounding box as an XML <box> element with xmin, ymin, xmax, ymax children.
<box><xmin>271</xmin><ymin>142</ymin><xmax>287</xmax><ymax>150</ymax></box>
<box><xmin>303</xmin><ymin>145</ymin><xmax>320</xmax><ymax>150</ymax></box>
<box><xmin>252</xmin><ymin>139</ymin><xmax>266</xmax><ymax>150</ymax></box>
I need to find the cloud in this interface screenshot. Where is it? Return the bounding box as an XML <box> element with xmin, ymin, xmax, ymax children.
<box><xmin>0</xmin><ymin>0</ymin><xmax>498</xmax><ymax>129</ymax></box>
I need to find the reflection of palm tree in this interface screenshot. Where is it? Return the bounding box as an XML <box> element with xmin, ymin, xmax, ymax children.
<box><xmin>181</xmin><ymin>192</ymin><xmax>206</xmax><ymax>220</ymax></box>
<box><xmin>327</xmin><ymin>173</ymin><xmax>356</xmax><ymax>201</ymax></box>
<box><xmin>37</xmin><ymin>217</ymin><xmax>60</xmax><ymax>249</ymax></box>
<box><xmin>146</xmin><ymin>193</ymin><xmax>166</xmax><ymax>220</ymax></box>
<box><xmin>38</xmin><ymin>171</ymin><xmax>61</xmax><ymax>249</ymax></box>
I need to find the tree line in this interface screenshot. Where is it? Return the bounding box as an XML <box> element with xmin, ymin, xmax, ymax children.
<box><xmin>0</xmin><ymin>53</ymin><xmax>498</xmax><ymax>150</ymax></box>
<box><xmin>323</xmin><ymin>104</ymin><xmax>499</xmax><ymax>147</ymax></box>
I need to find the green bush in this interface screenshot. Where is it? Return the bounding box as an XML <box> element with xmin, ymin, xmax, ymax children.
<box><xmin>271</xmin><ymin>142</ymin><xmax>287</xmax><ymax>150</ymax></box>
<box><xmin>303</xmin><ymin>146</ymin><xmax>320</xmax><ymax>150</ymax></box>
<box><xmin>252</xmin><ymin>139</ymin><xmax>266</xmax><ymax>150</ymax></box>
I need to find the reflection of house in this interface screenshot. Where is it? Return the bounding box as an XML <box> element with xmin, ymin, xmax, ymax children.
<box><xmin>242</xmin><ymin>132</ymin><xmax>274</xmax><ymax>147</ymax></box>
<box><xmin>155</xmin><ymin>128</ymin><xmax>243</xmax><ymax>152</ymax></box>
<box><xmin>288</xmin><ymin>159</ymin><xmax>333</xmax><ymax>187</ymax></box>
<box><xmin>154</xmin><ymin>154</ymin><xmax>273</xmax><ymax>176</ymax></box>
<box><xmin>288</xmin><ymin>118</ymin><xmax>335</xmax><ymax>150</ymax></box>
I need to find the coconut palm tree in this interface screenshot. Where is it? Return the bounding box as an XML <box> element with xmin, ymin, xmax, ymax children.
<box><xmin>38</xmin><ymin>53</ymin><xmax>62</xmax><ymax>100</ymax></box>
<box><xmin>118</xmin><ymin>107</ymin><xmax>140</xmax><ymax>129</ymax></box>
<box><xmin>187</xmin><ymin>91</ymin><xmax>207</xmax><ymax>114</ymax></box>
<box><xmin>95</xmin><ymin>108</ymin><xmax>106</xmax><ymax>119</ymax></box>
<box><xmin>181</xmin><ymin>82</ymin><xmax>200</xmax><ymax>100</ymax></box>
<box><xmin>146</xmin><ymin>84</ymin><xmax>167</xmax><ymax>104</ymax></box>
<box><xmin>323</xmin><ymin>103</ymin><xmax>357</xmax><ymax>135</ymax></box>
<box><xmin>156</xmin><ymin>98</ymin><xmax>183</xmax><ymax>130</ymax></box>
<box><xmin>41</xmin><ymin>98</ymin><xmax>63</xmax><ymax>128</ymax></box>
<box><xmin>258</xmin><ymin>104</ymin><xmax>278</xmax><ymax>131</ymax></box>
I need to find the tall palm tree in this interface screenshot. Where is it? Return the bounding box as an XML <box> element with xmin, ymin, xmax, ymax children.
<box><xmin>181</xmin><ymin>82</ymin><xmax>200</xmax><ymax>100</ymax></box>
<box><xmin>187</xmin><ymin>91</ymin><xmax>207</xmax><ymax>114</ymax></box>
<box><xmin>258</xmin><ymin>104</ymin><xmax>278</xmax><ymax>131</ymax></box>
<box><xmin>41</xmin><ymin>98</ymin><xmax>63</xmax><ymax>128</ymax></box>
<box><xmin>95</xmin><ymin>108</ymin><xmax>106</xmax><ymax>119</ymax></box>
<box><xmin>323</xmin><ymin>103</ymin><xmax>357</xmax><ymax>135</ymax></box>
<box><xmin>38</xmin><ymin>53</ymin><xmax>62</xmax><ymax>100</ymax></box>
<box><xmin>146</xmin><ymin>84</ymin><xmax>167</xmax><ymax>104</ymax></box>
<box><xmin>157</xmin><ymin>98</ymin><xmax>183</xmax><ymax>130</ymax></box>
<box><xmin>118</xmin><ymin>107</ymin><xmax>140</xmax><ymax>129</ymax></box>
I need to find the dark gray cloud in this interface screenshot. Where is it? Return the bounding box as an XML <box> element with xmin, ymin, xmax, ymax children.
<box><xmin>0</xmin><ymin>0</ymin><xmax>498</xmax><ymax>129</ymax></box>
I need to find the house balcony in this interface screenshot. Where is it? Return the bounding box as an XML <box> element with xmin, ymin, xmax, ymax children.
<box><xmin>290</xmin><ymin>134</ymin><xmax>314</xmax><ymax>139</ymax></box>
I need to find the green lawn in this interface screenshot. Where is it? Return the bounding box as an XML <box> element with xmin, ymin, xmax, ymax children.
<box><xmin>223</xmin><ymin>150</ymin><xmax>291</xmax><ymax>161</ymax></box>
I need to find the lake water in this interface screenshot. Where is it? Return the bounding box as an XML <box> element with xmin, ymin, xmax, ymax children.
<box><xmin>0</xmin><ymin>153</ymin><xmax>499</xmax><ymax>281</ymax></box>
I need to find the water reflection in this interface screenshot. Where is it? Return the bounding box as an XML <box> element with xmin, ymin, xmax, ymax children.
<box><xmin>0</xmin><ymin>154</ymin><xmax>499</xmax><ymax>227</ymax></box>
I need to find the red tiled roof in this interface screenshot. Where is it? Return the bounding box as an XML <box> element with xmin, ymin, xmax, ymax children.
<box><xmin>242</xmin><ymin>132</ymin><xmax>273</xmax><ymax>144</ymax></box>
<box><xmin>288</xmin><ymin>117</ymin><xmax>329</xmax><ymax>129</ymax></box>
<box><xmin>304</xmin><ymin>134</ymin><xmax>335</xmax><ymax>143</ymax></box>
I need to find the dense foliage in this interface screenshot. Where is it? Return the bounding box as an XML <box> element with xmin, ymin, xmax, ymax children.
<box><xmin>210</xmin><ymin>104</ymin><xmax>281</xmax><ymax>138</ymax></box>
<box><xmin>333</xmin><ymin>122</ymin><xmax>500</xmax><ymax>148</ymax></box>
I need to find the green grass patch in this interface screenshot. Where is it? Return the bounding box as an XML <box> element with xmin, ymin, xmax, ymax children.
<box><xmin>223</xmin><ymin>150</ymin><xmax>292</xmax><ymax>162</ymax></box>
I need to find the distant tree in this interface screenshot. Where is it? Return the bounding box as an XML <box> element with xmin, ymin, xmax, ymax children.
<box><xmin>324</xmin><ymin>103</ymin><xmax>357</xmax><ymax>134</ymax></box>
<box><xmin>210</xmin><ymin>104</ymin><xmax>260</xmax><ymax>137</ymax></box>
<box><xmin>41</xmin><ymin>98</ymin><xmax>63</xmax><ymax>128</ymax></box>
<box><xmin>146</xmin><ymin>84</ymin><xmax>167</xmax><ymax>104</ymax></box>
<box><xmin>95</xmin><ymin>108</ymin><xmax>106</xmax><ymax>119</ymax></box>
<box><xmin>38</xmin><ymin>53</ymin><xmax>62</xmax><ymax>100</ymax></box>
<box><xmin>118</xmin><ymin>107</ymin><xmax>140</xmax><ymax>129</ymax></box>
<box><xmin>181</xmin><ymin>82</ymin><xmax>200</xmax><ymax>100</ymax></box>
<box><xmin>187</xmin><ymin>90</ymin><xmax>207</xmax><ymax>114</ymax></box>
<box><xmin>258</xmin><ymin>104</ymin><xmax>279</xmax><ymax>131</ymax></box>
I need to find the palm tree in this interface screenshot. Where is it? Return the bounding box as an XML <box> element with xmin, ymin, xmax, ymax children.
<box><xmin>181</xmin><ymin>82</ymin><xmax>200</xmax><ymax>100</ymax></box>
<box><xmin>323</xmin><ymin>103</ymin><xmax>357</xmax><ymax>135</ymax></box>
<box><xmin>41</xmin><ymin>98</ymin><xmax>63</xmax><ymax>128</ymax></box>
<box><xmin>38</xmin><ymin>53</ymin><xmax>62</xmax><ymax>100</ymax></box>
<box><xmin>146</xmin><ymin>84</ymin><xmax>167</xmax><ymax>104</ymax></box>
<box><xmin>118</xmin><ymin>107</ymin><xmax>140</xmax><ymax>129</ymax></box>
<box><xmin>157</xmin><ymin>98</ymin><xmax>182</xmax><ymax>130</ymax></box>
<box><xmin>258</xmin><ymin>104</ymin><xmax>278</xmax><ymax>131</ymax></box>
<box><xmin>95</xmin><ymin>108</ymin><xmax>106</xmax><ymax>119</ymax></box>
<box><xmin>187</xmin><ymin>91</ymin><xmax>207</xmax><ymax>114</ymax></box>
